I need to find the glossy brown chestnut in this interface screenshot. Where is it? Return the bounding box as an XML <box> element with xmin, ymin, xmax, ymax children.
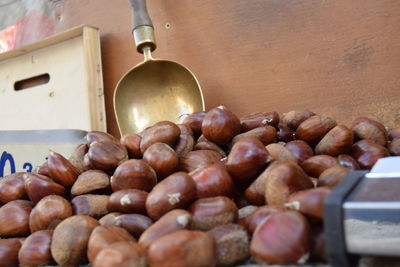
<box><xmin>29</xmin><ymin>195</ymin><xmax>72</xmax><ymax>233</ymax></box>
<box><xmin>296</xmin><ymin>114</ymin><xmax>337</xmax><ymax>146</ymax></box>
<box><xmin>189</xmin><ymin>196</ymin><xmax>238</xmax><ymax>231</ymax></box>
<box><xmin>284</xmin><ymin>140</ymin><xmax>314</xmax><ymax>164</ymax></box>
<box><xmin>190</xmin><ymin>163</ymin><xmax>235</xmax><ymax>199</ymax></box>
<box><xmin>120</xmin><ymin>133</ymin><xmax>142</xmax><ymax>159</ymax></box>
<box><xmin>202</xmin><ymin>106</ymin><xmax>241</xmax><ymax>144</ymax></box>
<box><xmin>87</xmin><ymin>140</ymin><xmax>128</xmax><ymax>173</ymax></box>
<box><xmin>71</xmin><ymin>194</ymin><xmax>109</xmax><ymax>218</ymax></box>
<box><xmin>107</xmin><ymin>189</ymin><xmax>148</xmax><ymax>214</ymax></box>
<box><xmin>277</xmin><ymin>122</ymin><xmax>295</xmax><ymax>142</ymax></box>
<box><xmin>140</xmin><ymin>121</ymin><xmax>181</xmax><ymax>154</ymax></box>
<box><xmin>114</xmin><ymin>214</ymin><xmax>153</xmax><ymax>239</ymax></box>
<box><xmin>51</xmin><ymin>215</ymin><xmax>99</xmax><ymax>266</ymax></box>
<box><xmin>265</xmin><ymin>143</ymin><xmax>297</xmax><ymax>163</ymax></box>
<box><xmin>174</xmin><ymin>133</ymin><xmax>195</xmax><ymax>157</ymax></box>
<box><xmin>35</xmin><ymin>161</ymin><xmax>51</xmax><ymax>177</ymax></box>
<box><xmin>179</xmin><ymin>150</ymin><xmax>222</xmax><ymax>173</ymax></box>
<box><xmin>18</xmin><ymin>230</ymin><xmax>54</xmax><ymax>266</ymax></box>
<box><xmin>388</xmin><ymin>128</ymin><xmax>400</xmax><ymax>141</ymax></box>
<box><xmin>87</xmin><ymin>225</ymin><xmax>135</xmax><ymax>263</ymax></box>
<box><xmin>177</xmin><ymin>124</ymin><xmax>194</xmax><ymax>136</ymax></box>
<box><xmin>138</xmin><ymin>209</ymin><xmax>191</xmax><ymax>250</ymax></box>
<box><xmin>0</xmin><ymin>200</ymin><xmax>32</xmax><ymax>237</ymax></box>
<box><xmin>0</xmin><ymin>238</ymin><xmax>23</xmax><ymax>267</ymax></box>
<box><xmin>98</xmin><ymin>212</ymin><xmax>122</xmax><ymax>226</ymax></box>
<box><xmin>146</xmin><ymin>172</ymin><xmax>196</xmax><ymax>220</ymax></box>
<box><xmin>92</xmin><ymin>241</ymin><xmax>147</xmax><ymax>267</ymax></box>
<box><xmin>148</xmin><ymin>230</ymin><xmax>217</xmax><ymax>267</ymax></box>
<box><xmin>318</xmin><ymin>165</ymin><xmax>350</xmax><ymax>187</ymax></box>
<box><xmin>245</xmin><ymin>205</ymin><xmax>285</xmax><ymax>234</ymax></box>
<box><xmin>23</xmin><ymin>173</ymin><xmax>66</xmax><ymax>205</ymax></box>
<box><xmin>86</xmin><ymin>131</ymin><xmax>119</xmax><ymax>144</ymax></box>
<box><xmin>209</xmin><ymin>224</ymin><xmax>249</xmax><ymax>266</ymax></box>
<box><xmin>337</xmin><ymin>154</ymin><xmax>361</xmax><ymax>170</ymax></box>
<box><xmin>281</xmin><ymin>110</ymin><xmax>315</xmax><ymax>130</ymax></box>
<box><xmin>285</xmin><ymin>187</ymin><xmax>332</xmax><ymax>220</ymax></box>
<box><xmin>264</xmin><ymin>161</ymin><xmax>314</xmax><ymax>205</ymax></box>
<box><xmin>111</xmin><ymin>159</ymin><xmax>157</xmax><ymax>192</ymax></box>
<box><xmin>71</xmin><ymin>169</ymin><xmax>110</xmax><ymax>196</ymax></box>
<box><xmin>142</xmin><ymin>143</ymin><xmax>179</xmax><ymax>179</ymax></box>
<box><xmin>351</xmin><ymin>139</ymin><xmax>389</xmax><ymax>169</ymax></box>
<box><xmin>182</xmin><ymin>111</ymin><xmax>206</xmax><ymax>139</ymax></box>
<box><xmin>47</xmin><ymin>150</ymin><xmax>82</xmax><ymax>187</ymax></box>
<box><xmin>0</xmin><ymin>172</ymin><xmax>27</xmax><ymax>203</ymax></box>
<box><xmin>315</xmin><ymin>125</ymin><xmax>354</xmax><ymax>156</ymax></box>
<box><xmin>226</xmin><ymin>137</ymin><xmax>269</xmax><ymax>185</ymax></box>
<box><xmin>69</xmin><ymin>143</ymin><xmax>89</xmax><ymax>171</ymax></box>
<box><xmin>250</xmin><ymin>211</ymin><xmax>311</xmax><ymax>265</ymax></box>
<box><xmin>351</xmin><ymin>117</ymin><xmax>388</xmax><ymax>146</ymax></box>
<box><xmin>300</xmin><ymin>155</ymin><xmax>338</xmax><ymax>177</ymax></box>
<box><xmin>194</xmin><ymin>136</ymin><xmax>226</xmax><ymax>157</ymax></box>
<box><xmin>388</xmin><ymin>138</ymin><xmax>400</xmax><ymax>156</ymax></box>
<box><xmin>232</xmin><ymin>126</ymin><xmax>277</xmax><ymax>146</ymax></box>
<box><xmin>240</xmin><ymin>111</ymin><xmax>280</xmax><ymax>132</ymax></box>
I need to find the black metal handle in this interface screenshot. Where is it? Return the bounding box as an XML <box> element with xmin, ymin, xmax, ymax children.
<box><xmin>128</xmin><ymin>0</ymin><xmax>153</xmax><ymax>32</ymax></box>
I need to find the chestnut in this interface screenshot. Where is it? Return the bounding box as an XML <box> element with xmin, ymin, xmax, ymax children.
<box><xmin>296</xmin><ymin>114</ymin><xmax>337</xmax><ymax>146</ymax></box>
<box><xmin>18</xmin><ymin>230</ymin><xmax>54</xmax><ymax>266</ymax></box>
<box><xmin>202</xmin><ymin>106</ymin><xmax>241</xmax><ymax>144</ymax></box>
<box><xmin>0</xmin><ymin>172</ymin><xmax>27</xmax><ymax>203</ymax></box>
<box><xmin>174</xmin><ymin>133</ymin><xmax>195</xmax><ymax>157</ymax></box>
<box><xmin>281</xmin><ymin>109</ymin><xmax>315</xmax><ymax>130</ymax></box>
<box><xmin>244</xmin><ymin>205</ymin><xmax>285</xmax><ymax>234</ymax></box>
<box><xmin>34</xmin><ymin>161</ymin><xmax>50</xmax><ymax>177</ymax></box>
<box><xmin>143</xmin><ymin>143</ymin><xmax>179</xmax><ymax>180</ymax></box>
<box><xmin>388</xmin><ymin>138</ymin><xmax>400</xmax><ymax>156</ymax></box>
<box><xmin>87</xmin><ymin>140</ymin><xmax>128</xmax><ymax>173</ymax></box>
<box><xmin>92</xmin><ymin>241</ymin><xmax>147</xmax><ymax>267</ymax></box>
<box><xmin>182</xmin><ymin>111</ymin><xmax>206</xmax><ymax>139</ymax></box>
<box><xmin>232</xmin><ymin>126</ymin><xmax>277</xmax><ymax>146</ymax></box>
<box><xmin>284</xmin><ymin>140</ymin><xmax>314</xmax><ymax>164</ymax></box>
<box><xmin>265</xmin><ymin>143</ymin><xmax>297</xmax><ymax>163</ymax></box>
<box><xmin>146</xmin><ymin>172</ymin><xmax>196</xmax><ymax>220</ymax></box>
<box><xmin>194</xmin><ymin>136</ymin><xmax>226</xmax><ymax>157</ymax></box>
<box><xmin>226</xmin><ymin>137</ymin><xmax>269</xmax><ymax>185</ymax></box>
<box><xmin>47</xmin><ymin>150</ymin><xmax>82</xmax><ymax>187</ymax></box>
<box><xmin>250</xmin><ymin>211</ymin><xmax>311</xmax><ymax>265</ymax></box>
<box><xmin>139</xmin><ymin>209</ymin><xmax>191</xmax><ymax>250</ymax></box>
<box><xmin>190</xmin><ymin>163</ymin><xmax>235</xmax><ymax>199</ymax></box>
<box><xmin>114</xmin><ymin>214</ymin><xmax>153</xmax><ymax>239</ymax></box>
<box><xmin>389</xmin><ymin>127</ymin><xmax>400</xmax><ymax>141</ymax></box>
<box><xmin>337</xmin><ymin>154</ymin><xmax>361</xmax><ymax>170</ymax></box>
<box><xmin>51</xmin><ymin>215</ymin><xmax>100</xmax><ymax>266</ymax></box>
<box><xmin>189</xmin><ymin>196</ymin><xmax>238</xmax><ymax>231</ymax></box>
<box><xmin>351</xmin><ymin>117</ymin><xmax>388</xmax><ymax>146</ymax></box>
<box><xmin>148</xmin><ymin>230</ymin><xmax>217</xmax><ymax>267</ymax></box>
<box><xmin>300</xmin><ymin>155</ymin><xmax>338</xmax><ymax>177</ymax></box>
<box><xmin>86</xmin><ymin>131</ymin><xmax>119</xmax><ymax>144</ymax></box>
<box><xmin>179</xmin><ymin>150</ymin><xmax>222</xmax><ymax>173</ymax></box>
<box><xmin>240</xmin><ymin>111</ymin><xmax>280</xmax><ymax>131</ymax></box>
<box><xmin>110</xmin><ymin>159</ymin><xmax>157</xmax><ymax>192</ymax></box>
<box><xmin>0</xmin><ymin>200</ymin><xmax>32</xmax><ymax>237</ymax></box>
<box><xmin>98</xmin><ymin>212</ymin><xmax>122</xmax><ymax>226</ymax></box>
<box><xmin>71</xmin><ymin>194</ymin><xmax>109</xmax><ymax>218</ymax></box>
<box><xmin>120</xmin><ymin>133</ymin><xmax>142</xmax><ymax>159</ymax></box>
<box><xmin>318</xmin><ymin>165</ymin><xmax>350</xmax><ymax>187</ymax></box>
<box><xmin>0</xmin><ymin>238</ymin><xmax>23</xmax><ymax>267</ymax></box>
<box><xmin>285</xmin><ymin>187</ymin><xmax>332</xmax><ymax>220</ymax></box>
<box><xmin>351</xmin><ymin>139</ymin><xmax>389</xmax><ymax>169</ymax></box>
<box><xmin>23</xmin><ymin>173</ymin><xmax>66</xmax><ymax>204</ymax></box>
<box><xmin>107</xmin><ymin>189</ymin><xmax>148</xmax><ymax>214</ymax></box>
<box><xmin>29</xmin><ymin>195</ymin><xmax>72</xmax><ymax>232</ymax></box>
<box><xmin>264</xmin><ymin>161</ymin><xmax>314</xmax><ymax>205</ymax></box>
<box><xmin>69</xmin><ymin>143</ymin><xmax>89</xmax><ymax>171</ymax></box>
<box><xmin>87</xmin><ymin>225</ymin><xmax>135</xmax><ymax>263</ymax></box>
<box><xmin>140</xmin><ymin>121</ymin><xmax>181</xmax><ymax>153</ymax></box>
<box><xmin>315</xmin><ymin>125</ymin><xmax>354</xmax><ymax>156</ymax></box>
<box><xmin>277</xmin><ymin>122</ymin><xmax>295</xmax><ymax>142</ymax></box>
<box><xmin>209</xmin><ymin>224</ymin><xmax>250</xmax><ymax>266</ymax></box>
<box><xmin>71</xmin><ymin>170</ymin><xmax>110</xmax><ymax>196</ymax></box>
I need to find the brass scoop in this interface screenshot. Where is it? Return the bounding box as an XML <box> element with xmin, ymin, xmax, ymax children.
<box><xmin>114</xmin><ymin>0</ymin><xmax>205</xmax><ymax>135</ymax></box>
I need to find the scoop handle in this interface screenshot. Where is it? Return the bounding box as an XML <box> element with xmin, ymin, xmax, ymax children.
<box><xmin>128</xmin><ymin>0</ymin><xmax>156</xmax><ymax>53</ymax></box>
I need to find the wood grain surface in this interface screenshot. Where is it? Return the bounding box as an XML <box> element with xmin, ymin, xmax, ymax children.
<box><xmin>55</xmin><ymin>0</ymin><xmax>400</xmax><ymax>137</ymax></box>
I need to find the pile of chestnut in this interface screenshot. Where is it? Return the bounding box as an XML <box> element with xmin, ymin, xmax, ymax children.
<box><xmin>0</xmin><ymin>106</ymin><xmax>398</xmax><ymax>267</ymax></box>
